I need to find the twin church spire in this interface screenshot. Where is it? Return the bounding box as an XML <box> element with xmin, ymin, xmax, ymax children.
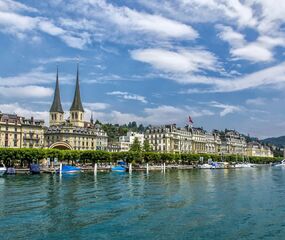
<box><xmin>70</xmin><ymin>64</ymin><xmax>84</xmax><ymax>112</ymax></box>
<box><xmin>49</xmin><ymin>67</ymin><xmax>64</xmax><ymax>113</ymax></box>
<box><xmin>49</xmin><ymin>64</ymin><xmax>85</xmax><ymax>127</ymax></box>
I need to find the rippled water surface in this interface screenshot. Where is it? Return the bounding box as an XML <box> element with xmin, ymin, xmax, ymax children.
<box><xmin>1</xmin><ymin>167</ymin><xmax>285</xmax><ymax>239</ymax></box>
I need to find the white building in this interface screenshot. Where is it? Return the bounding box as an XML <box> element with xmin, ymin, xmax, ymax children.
<box><xmin>119</xmin><ymin>131</ymin><xmax>144</xmax><ymax>152</ymax></box>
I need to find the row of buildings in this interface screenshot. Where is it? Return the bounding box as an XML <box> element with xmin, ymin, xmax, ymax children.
<box><xmin>114</xmin><ymin>125</ymin><xmax>273</xmax><ymax>157</ymax></box>
<box><xmin>0</xmin><ymin>66</ymin><xmax>274</xmax><ymax>158</ymax></box>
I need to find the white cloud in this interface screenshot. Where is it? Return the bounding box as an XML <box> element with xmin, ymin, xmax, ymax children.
<box><xmin>231</xmin><ymin>43</ymin><xmax>273</xmax><ymax>62</ymax></box>
<box><xmin>0</xmin><ymin>0</ymin><xmax>37</xmax><ymax>12</ymax></box>
<box><xmin>0</xmin><ymin>86</ymin><xmax>53</xmax><ymax>98</ymax></box>
<box><xmin>38</xmin><ymin>56</ymin><xmax>86</xmax><ymax>64</ymax></box>
<box><xmin>84</xmin><ymin>104</ymin><xmax>214</xmax><ymax>126</ymax></box>
<box><xmin>0</xmin><ymin>103</ymin><xmax>48</xmax><ymax>122</ymax></box>
<box><xmin>79</xmin><ymin>0</ymin><xmax>198</xmax><ymax>40</ymax></box>
<box><xmin>131</xmin><ymin>48</ymin><xmax>219</xmax><ymax>73</ymax></box>
<box><xmin>217</xmin><ymin>25</ymin><xmax>245</xmax><ymax>48</ymax></box>
<box><xmin>110</xmin><ymin>6</ymin><xmax>198</xmax><ymax>40</ymax></box>
<box><xmin>83</xmin><ymin>102</ymin><xmax>110</xmax><ymax>110</ymax></box>
<box><xmin>107</xmin><ymin>91</ymin><xmax>148</xmax><ymax>104</ymax></box>
<box><xmin>209</xmin><ymin>101</ymin><xmax>242</xmax><ymax>117</ymax></box>
<box><xmin>0</xmin><ymin>67</ymin><xmax>73</xmax><ymax>86</ymax></box>
<box><xmin>167</xmin><ymin>61</ymin><xmax>285</xmax><ymax>93</ymax></box>
<box><xmin>217</xmin><ymin>25</ymin><xmax>277</xmax><ymax>62</ymax></box>
<box><xmin>246</xmin><ymin>98</ymin><xmax>266</xmax><ymax>106</ymax></box>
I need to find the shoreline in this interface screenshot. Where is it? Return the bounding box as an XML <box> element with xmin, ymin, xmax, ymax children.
<box><xmin>2</xmin><ymin>163</ymin><xmax>272</xmax><ymax>175</ymax></box>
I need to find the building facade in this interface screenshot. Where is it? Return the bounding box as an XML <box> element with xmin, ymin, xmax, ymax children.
<box><xmin>219</xmin><ymin>130</ymin><xmax>247</xmax><ymax>155</ymax></box>
<box><xmin>247</xmin><ymin>142</ymin><xmax>274</xmax><ymax>158</ymax></box>
<box><xmin>45</xmin><ymin>66</ymin><xmax>108</xmax><ymax>151</ymax></box>
<box><xmin>118</xmin><ymin>131</ymin><xmax>144</xmax><ymax>152</ymax></box>
<box><xmin>145</xmin><ymin>124</ymin><xmax>250</xmax><ymax>156</ymax></box>
<box><xmin>0</xmin><ymin>113</ymin><xmax>45</xmax><ymax>149</ymax></box>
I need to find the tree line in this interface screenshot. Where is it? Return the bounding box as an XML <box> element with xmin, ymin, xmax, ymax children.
<box><xmin>0</xmin><ymin>148</ymin><xmax>281</xmax><ymax>167</ymax></box>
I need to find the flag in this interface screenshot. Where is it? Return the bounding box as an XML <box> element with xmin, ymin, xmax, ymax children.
<box><xmin>188</xmin><ymin>116</ymin><xmax>193</xmax><ymax>124</ymax></box>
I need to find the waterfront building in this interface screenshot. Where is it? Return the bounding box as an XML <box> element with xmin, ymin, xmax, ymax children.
<box><xmin>247</xmin><ymin>142</ymin><xmax>274</xmax><ymax>158</ymax></box>
<box><xmin>191</xmin><ymin>128</ymin><xmax>221</xmax><ymax>154</ymax></box>
<box><xmin>118</xmin><ymin>131</ymin><xmax>144</xmax><ymax>152</ymax></box>
<box><xmin>145</xmin><ymin>125</ymin><xmax>249</xmax><ymax>155</ymax></box>
<box><xmin>45</xmin><ymin>66</ymin><xmax>108</xmax><ymax>150</ymax></box>
<box><xmin>0</xmin><ymin>113</ymin><xmax>45</xmax><ymax>148</ymax></box>
<box><xmin>219</xmin><ymin>129</ymin><xmax>247</xmax><ymax>155</ymax></box>
<box><xmin>145</xmin><ymin>124</ymin><xmax>192</xmax><ymax>153</ymax></box>
<box><xmin>145</xmin><ymin>124</ymin><xmax>222</xmax><ymax>154</ymax></box>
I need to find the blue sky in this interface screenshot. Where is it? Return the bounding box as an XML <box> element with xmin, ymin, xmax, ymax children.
<box><xmin>1</xmin><ymin>0</ymin><xmax>285</xmax><ymax>138</ymax></box>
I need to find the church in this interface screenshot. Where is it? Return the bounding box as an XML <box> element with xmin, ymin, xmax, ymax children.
<box><xmin>44</xmin><ymin>65</ymin><xmax>108</xmax><ymax>151</ymax></box>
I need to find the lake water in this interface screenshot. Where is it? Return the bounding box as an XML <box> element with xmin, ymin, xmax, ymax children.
<box><xmin>0</xmin><ymin>167</ymin><xmax>285</xmax><ymax>240</ymax></box>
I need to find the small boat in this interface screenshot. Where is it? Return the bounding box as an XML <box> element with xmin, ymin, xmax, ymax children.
<box><xmin>6</xmin><ymin>167</ymin><xmax>16</xmax><ymax>175</ymax></box>
<box><xmin>198</xmin><ymin>163</ymin><xmax>214</xmax><ymax>169</ymax></box>
<box><xmin>57</xmin><ymin>165</ymin><xmax>81</xmax><ymax>174</ymax></box>
<box><xmin>30</xmin><ymin>164</ymin><xmax>41</xmax><ymax>174</ymax></box>
<box><xmin>274</xmin><ymin>160</ymin><xmax>285</xmax><ymax>167</ymax></box>
<box><xmin>235</xmin><ymin>163</ymin><xmax>254</xmax><ymax>168</ymax></box>
<box><xmin>111</xmin><ymin>161</ymin><xmax>128</xmax><ymax>172</ymax></box>
<box><xmin>0</xmin><ymin>163</ymin><xmax>7</xmax><ymax>176</ymax></box>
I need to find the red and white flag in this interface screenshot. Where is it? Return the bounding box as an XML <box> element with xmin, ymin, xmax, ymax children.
<box><xmin>188</xmin><ymin>116</ymin><xmax>193</xmax><ymax>124</ymax></box>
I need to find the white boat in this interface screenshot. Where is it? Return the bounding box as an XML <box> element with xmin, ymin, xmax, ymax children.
<box><xmin>198</xmin><ymin>164</ymin><xmax>215</xmax><ymax>169</ymax></box>
<box><xmin>274</xmin><ymin>160</ymin><xmax>285</xmax><ymax>167</ymax></box>
<box><xmin>235</xmin><ymin>163</ymin><xmax>254</xmax><ymax>168</ymax></box>
<box><xmin>0</xmin><ymin>163</ymin><xmax>7</xmax><ymax>176</ymax></box>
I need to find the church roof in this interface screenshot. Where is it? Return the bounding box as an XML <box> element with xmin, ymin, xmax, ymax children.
<box><xmin>70</xmin><ymin>64</ymin><xmax>84</xmax><ymax>112</ymax></box>
<box><xmin>50</xmin><ymin>67</ymin><xmax>64</xmax><ymax>113</ymax></box>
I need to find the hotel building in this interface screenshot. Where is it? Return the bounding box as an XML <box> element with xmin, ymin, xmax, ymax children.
<box><xmin>0</xmin><ymin>113</ymin><xmax>45</xmax><ymax>149</ymax></box>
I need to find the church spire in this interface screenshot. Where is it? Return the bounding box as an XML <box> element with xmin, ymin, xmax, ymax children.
<box><xmin>50</xmin><ymin>66</ymin><xmax>64</xmax><ymax>113</ymax></box>
<box><xmin>70</xmin><ymin>64</ymin><xmax>84</xmax><ymax>112</ymax></box>
<box><xmin>90</xmin><ymin>112</ymin><xmax>94</xmax><ymax>124</ymax></box>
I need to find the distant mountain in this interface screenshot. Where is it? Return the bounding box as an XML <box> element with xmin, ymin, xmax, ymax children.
<box><xmin>261</xmin><ymin>136</ymin><xmax>285</xmax><ymax>147</ymax></box>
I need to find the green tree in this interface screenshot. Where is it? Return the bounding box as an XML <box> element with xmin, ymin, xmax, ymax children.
<box><xmin>130</xmin><ymin>137</ymin><xmax>141</xmax><ymax>152</ymax></box>
<box><xmin>143</xmin><ymin>140</ymin><xmax>152</xmax><ymax>152</ymax></box>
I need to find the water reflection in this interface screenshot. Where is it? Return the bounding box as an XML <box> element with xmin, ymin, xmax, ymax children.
<box><xmin>1</xmin><ymin>168</ymin><xmax>285</xmax><ymax>239</ymax></box>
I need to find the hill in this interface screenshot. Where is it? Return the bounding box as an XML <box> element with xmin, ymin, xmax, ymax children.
<box><xmin>261</xmin><ymin>136</ymin><xmax>285</xmax><ymax>147</ymax></box>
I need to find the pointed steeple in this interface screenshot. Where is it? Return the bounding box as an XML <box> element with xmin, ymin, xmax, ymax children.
<box><xmin>50</xmin><ymin>66</ymin><xmax>64</xmax><ymax>113</ymax></box>
<box><xmin>70</xmin><ymin>64</ymin><xmax>84</xmax><ymax>112</ymax></box>
<box><xmin>90</xmin><ymin>112</ymin><xmax>94</xmax><ymax>124</ymax></box>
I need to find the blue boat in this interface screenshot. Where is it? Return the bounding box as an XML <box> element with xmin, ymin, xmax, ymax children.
<box><xmin>30</xmin><ymin>164</ymin><xmax>40</xmax><ymax>174</ymax></box>
<box><xmin>111</xmin><ymin>161</ymin><xmax>128</xmax><ymax>172</ymax></box>
<box><xmin>57</xmin><ymin>165</ymin><xmax>81</xmax><ymax>174</ymax></box>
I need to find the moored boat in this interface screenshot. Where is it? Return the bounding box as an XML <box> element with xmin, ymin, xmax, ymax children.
<box><xmin>0</xmin><ymin>163</ymin><xmax>7</xmax><ymax>176</ymax></box>
<box><xmin>111</xmin><ymin>161</ymin><xmax>128</xmax><ymax>172</ymax></box>
<box><xmin>6</xmin><ymin>167</ymin><xmax>16</xmax><ymax>175</ymax></box>
<box><xmin>273</xmin><ymin>160</ymin><xmax>285</xmax><ymax>167</ymax></box>
<box><xmin>57</xmin><ymin>165</ymin><xmax>81</xmax><ymax>174</ymax></box>
<box><xmin>235</xmin><ymin>163</ymin><xmax>254</xmax><ymax>168</ymax></box>
<box><xmin>30</xmin><ymin>164</ymin><xmax>41</xmax><ymax>174</ymax></box>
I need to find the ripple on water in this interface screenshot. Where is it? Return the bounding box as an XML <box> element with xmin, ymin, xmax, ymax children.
<box><xmin>0</xmin><ymin>169</ymin><xmax>285</xmax><ymax>240</ymax></box>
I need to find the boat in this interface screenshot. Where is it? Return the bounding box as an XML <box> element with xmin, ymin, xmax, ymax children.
<box><xmin>111</xmin><ymin>161</ymin><xmax>128</xmax><ymax>172</ymax></box>
<box><xmin>30</xmin><ymin>164</ymin><xmax>41</xmax><ymax>174</ymax></box>
<box><xmin>0</xmin><ymin>163</ymin><xmax>7</xmax><ymax>176</ymax></box>
<box><xmin>235</xmin><ymin>163</ymin><xmax>254</xmax><ymax>168</ymax></box>
<box><xmin>198</xmin><ymin>163</ymin><xmax>214</xmax><ymax>169</ymax></box>
<box><xmin>57</xmin><ymin>165</ymin><xmax>81</xmax><ymax>174</ymax></box>
<box><xmin>274</xmin><ymin>160</ymin><xmax>285</xmax><ymax>167</ymax></box>
<box><xmin>6</xmin><ymin>167</ymin><xmax>16</xmax><ymax>175</ymax></box>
